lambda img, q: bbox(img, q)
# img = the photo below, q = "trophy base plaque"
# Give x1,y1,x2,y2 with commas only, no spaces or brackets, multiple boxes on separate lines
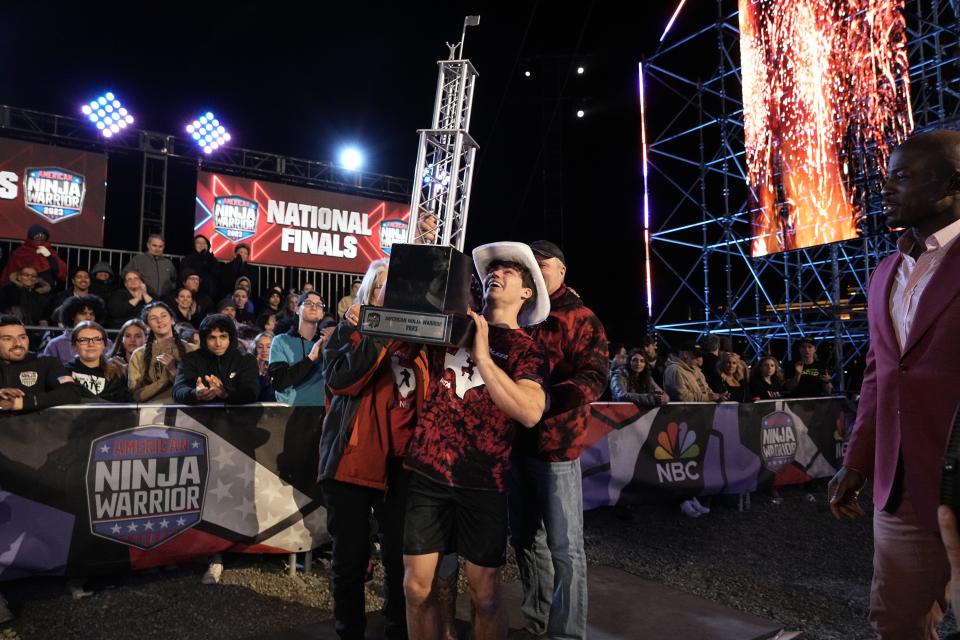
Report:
358,306,474,347
358,243,475,348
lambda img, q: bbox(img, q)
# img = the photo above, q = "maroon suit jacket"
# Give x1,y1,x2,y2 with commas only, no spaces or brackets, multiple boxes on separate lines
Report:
845,236,960,531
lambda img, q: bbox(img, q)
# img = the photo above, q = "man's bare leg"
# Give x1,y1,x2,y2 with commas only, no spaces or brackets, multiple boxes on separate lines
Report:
465,560,505,640
404,552,441,640
436,552,460,639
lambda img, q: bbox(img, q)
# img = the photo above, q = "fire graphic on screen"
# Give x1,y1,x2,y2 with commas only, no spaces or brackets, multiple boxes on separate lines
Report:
740,0,912,256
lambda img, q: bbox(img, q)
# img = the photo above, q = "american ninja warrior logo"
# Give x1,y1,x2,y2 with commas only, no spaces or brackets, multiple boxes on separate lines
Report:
379,219,408,255
86,426,209,550
213,195,259,242
759,410,798,473
23,167,87,223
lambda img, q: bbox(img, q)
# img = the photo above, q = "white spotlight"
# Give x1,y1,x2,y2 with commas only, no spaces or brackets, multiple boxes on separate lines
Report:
338,146,365,171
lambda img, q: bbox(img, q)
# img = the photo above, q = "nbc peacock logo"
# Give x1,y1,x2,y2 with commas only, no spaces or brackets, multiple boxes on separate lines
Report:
654,421,702,483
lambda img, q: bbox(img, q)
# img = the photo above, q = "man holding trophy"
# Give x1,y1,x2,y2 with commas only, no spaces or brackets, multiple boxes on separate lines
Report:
400,241,550,640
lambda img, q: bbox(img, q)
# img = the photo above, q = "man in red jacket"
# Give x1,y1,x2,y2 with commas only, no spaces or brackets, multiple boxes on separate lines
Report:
508,240,609,639
828,130,960,638
0,224,67,287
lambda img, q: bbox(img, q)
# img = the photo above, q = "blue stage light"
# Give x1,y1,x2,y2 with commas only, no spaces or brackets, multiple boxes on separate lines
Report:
82,92,134,138
338,146,364,171
186,111,231,154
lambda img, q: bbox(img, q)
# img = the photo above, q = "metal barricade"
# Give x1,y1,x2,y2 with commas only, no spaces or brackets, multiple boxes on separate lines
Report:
0,239,361,313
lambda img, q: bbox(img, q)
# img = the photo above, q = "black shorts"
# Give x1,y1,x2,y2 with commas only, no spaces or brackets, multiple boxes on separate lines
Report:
403,472,508,568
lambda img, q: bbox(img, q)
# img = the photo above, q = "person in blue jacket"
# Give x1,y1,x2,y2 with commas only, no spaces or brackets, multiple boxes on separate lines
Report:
268,291,334,406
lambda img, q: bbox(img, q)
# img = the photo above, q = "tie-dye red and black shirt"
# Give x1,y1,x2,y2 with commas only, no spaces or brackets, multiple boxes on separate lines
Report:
405,325,548,492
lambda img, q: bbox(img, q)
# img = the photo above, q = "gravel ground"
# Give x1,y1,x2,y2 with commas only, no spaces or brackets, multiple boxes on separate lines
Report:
2,485,955,639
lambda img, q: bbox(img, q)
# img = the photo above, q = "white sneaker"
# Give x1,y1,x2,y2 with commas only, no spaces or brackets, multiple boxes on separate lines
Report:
691,497,711,514
201,562,223,585
680,500,702,518
0,594,12,624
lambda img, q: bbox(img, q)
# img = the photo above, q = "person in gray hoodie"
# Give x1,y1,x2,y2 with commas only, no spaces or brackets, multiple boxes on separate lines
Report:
122,234,177,297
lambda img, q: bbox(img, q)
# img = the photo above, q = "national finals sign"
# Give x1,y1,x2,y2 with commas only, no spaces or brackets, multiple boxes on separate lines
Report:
194,171,410,273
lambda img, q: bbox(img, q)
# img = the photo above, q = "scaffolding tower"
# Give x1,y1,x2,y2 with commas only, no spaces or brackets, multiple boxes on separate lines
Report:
641,0,960,391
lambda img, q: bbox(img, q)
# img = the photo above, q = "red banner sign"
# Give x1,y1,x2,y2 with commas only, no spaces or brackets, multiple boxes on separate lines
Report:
194,171,410,273
0,137,107,247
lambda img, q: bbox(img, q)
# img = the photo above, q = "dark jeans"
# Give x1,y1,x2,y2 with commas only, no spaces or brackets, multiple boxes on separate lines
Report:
323,459,409,640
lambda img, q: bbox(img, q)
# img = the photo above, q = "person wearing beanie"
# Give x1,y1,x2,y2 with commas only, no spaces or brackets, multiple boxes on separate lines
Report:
179,234,219,299
169,268,214,319
0,224,68,286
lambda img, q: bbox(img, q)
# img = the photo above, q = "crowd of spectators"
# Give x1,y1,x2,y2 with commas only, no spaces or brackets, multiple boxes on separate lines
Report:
608,333,835,406
0,225,842,415
0,230,352,407
0,229,354,588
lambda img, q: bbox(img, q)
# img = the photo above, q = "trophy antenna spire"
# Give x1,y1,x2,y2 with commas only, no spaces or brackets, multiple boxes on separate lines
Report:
407,15,481,253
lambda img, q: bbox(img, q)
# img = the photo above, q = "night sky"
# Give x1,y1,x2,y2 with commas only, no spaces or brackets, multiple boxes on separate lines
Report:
0,1,688,344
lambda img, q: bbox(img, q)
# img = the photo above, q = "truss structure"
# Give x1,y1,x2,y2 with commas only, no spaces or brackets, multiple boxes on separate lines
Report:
642,0,960,390
0,104,411,247
405,48,479,252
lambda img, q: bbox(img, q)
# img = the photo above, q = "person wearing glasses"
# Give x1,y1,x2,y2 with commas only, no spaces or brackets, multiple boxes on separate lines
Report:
268,290,335,406
64,320,130,402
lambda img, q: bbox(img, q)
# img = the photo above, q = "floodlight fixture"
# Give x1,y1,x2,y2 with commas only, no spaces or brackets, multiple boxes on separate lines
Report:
81,91,134,138
187,111,232,154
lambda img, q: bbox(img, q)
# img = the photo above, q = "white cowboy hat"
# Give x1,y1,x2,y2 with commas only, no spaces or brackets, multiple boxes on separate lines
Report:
471,241,550,327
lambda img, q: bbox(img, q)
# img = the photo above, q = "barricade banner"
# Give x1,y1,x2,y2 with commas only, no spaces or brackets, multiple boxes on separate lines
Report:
0,398,853,579
580,398,853,509
0,404,327,580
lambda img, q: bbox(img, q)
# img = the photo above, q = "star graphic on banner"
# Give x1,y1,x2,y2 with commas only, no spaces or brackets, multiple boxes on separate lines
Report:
280,525,308,551
99,445,110,454
234,497,256,520
127,522,139,532
259,481,284,505
176,517,187,527
212,448,235,469
159,519,170,529
110,524,121,534
209,478,233,502
144,520,154,531
191,440,201,449
237,464,255,488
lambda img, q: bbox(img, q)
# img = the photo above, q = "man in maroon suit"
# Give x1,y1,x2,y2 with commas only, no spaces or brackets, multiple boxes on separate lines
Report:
829,130,960,638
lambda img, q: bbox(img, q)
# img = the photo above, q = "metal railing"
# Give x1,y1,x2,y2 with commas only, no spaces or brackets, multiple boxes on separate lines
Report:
0,240,360,312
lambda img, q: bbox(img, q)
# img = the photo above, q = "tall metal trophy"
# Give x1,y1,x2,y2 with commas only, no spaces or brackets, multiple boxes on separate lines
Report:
359,16,481,347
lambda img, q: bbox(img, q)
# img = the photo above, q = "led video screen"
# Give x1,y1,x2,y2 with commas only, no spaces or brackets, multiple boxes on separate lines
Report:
194,171,410,273
739,0,912,256
0,137,107,247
